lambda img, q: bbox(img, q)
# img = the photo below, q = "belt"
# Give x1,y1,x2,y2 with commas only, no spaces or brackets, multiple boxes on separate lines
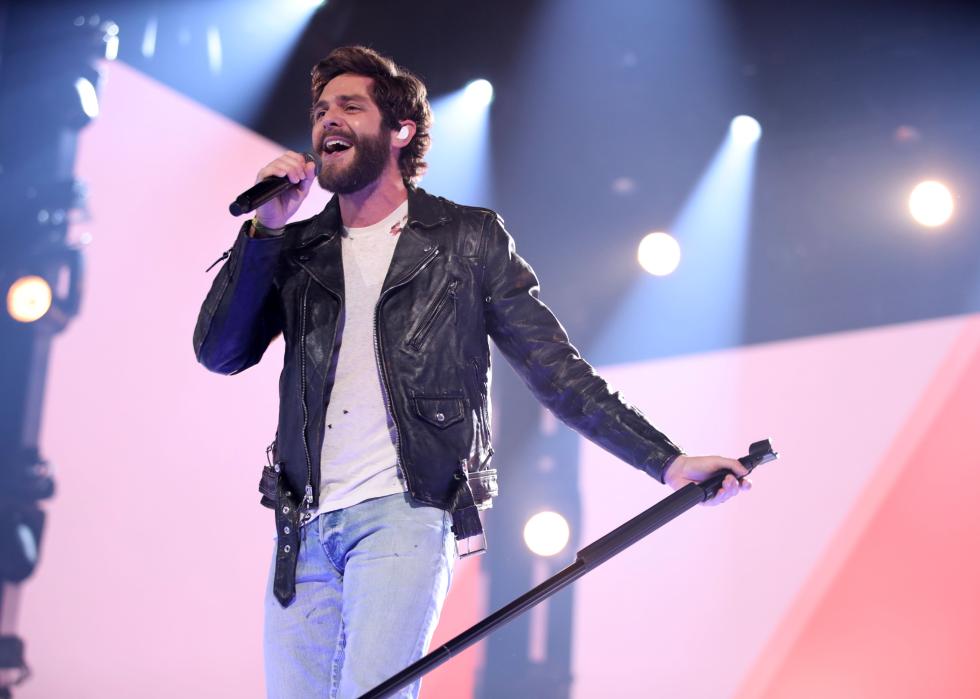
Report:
258,460,499,606
260,460,301,607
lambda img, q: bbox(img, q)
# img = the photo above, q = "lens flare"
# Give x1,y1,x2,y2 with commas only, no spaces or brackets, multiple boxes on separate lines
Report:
523,511,571,557
637,231,681,276
7,275,53,323
908,180,954,227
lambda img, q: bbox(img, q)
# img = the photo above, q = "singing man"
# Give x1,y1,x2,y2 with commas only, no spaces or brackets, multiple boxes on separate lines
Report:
194,45,749,699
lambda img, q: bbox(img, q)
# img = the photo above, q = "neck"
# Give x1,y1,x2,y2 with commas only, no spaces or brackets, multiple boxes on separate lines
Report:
338,164,408,228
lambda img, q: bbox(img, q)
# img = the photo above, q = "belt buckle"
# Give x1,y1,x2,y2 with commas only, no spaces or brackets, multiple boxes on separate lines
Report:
455,531,487,558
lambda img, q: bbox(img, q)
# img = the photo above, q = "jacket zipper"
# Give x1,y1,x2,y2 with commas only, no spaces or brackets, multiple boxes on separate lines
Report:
374,245,441,493
294,267,343,513
408,279,457,350
205,248,231,272
299,278,315,509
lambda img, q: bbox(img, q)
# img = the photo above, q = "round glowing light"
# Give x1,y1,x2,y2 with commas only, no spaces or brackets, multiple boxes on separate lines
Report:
730,115,762,145
7,276,53,323
463,79,494,108
523,511,570,557
908,180,954,227
637,231,681,276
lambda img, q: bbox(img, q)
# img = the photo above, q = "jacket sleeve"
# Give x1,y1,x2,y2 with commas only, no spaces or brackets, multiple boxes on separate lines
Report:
481,214,682,483
193,223,284,375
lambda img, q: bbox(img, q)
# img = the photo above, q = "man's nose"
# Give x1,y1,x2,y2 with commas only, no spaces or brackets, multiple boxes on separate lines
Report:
318,109,342,129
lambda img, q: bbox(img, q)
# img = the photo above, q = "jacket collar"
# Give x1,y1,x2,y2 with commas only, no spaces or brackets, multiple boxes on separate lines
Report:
297,186,452,296
406,186,452,230
311,185,451,241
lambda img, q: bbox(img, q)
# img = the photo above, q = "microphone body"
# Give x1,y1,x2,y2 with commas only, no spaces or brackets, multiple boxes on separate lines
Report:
229,152,320,216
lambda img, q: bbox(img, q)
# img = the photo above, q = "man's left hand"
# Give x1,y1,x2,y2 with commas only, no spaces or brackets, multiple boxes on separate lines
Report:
663,455,752,506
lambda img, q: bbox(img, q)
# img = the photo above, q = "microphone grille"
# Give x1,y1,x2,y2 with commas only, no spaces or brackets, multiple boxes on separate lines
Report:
304,151,322,176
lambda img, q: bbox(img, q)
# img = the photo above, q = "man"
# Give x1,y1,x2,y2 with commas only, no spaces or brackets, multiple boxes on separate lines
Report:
194,46,749,699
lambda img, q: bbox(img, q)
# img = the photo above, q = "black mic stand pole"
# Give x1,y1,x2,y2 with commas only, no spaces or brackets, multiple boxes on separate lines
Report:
358,439,779,699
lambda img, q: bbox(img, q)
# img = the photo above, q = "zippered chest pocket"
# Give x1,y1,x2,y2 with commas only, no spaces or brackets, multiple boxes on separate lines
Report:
407,279,458,350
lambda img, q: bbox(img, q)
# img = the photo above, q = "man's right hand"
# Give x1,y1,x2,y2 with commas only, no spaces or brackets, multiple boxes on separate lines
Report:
253,151,317,230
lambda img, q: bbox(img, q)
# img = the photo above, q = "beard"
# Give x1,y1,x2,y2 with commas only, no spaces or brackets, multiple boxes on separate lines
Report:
317,125,390,194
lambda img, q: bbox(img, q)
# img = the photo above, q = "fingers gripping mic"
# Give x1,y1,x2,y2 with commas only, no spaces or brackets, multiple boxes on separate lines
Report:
228,152,321,216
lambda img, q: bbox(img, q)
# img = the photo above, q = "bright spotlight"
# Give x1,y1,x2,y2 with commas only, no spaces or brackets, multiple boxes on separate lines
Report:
105,35,119,61
463,79,494,108
206,26,223,75
7,276,53,323
523,511,570,557
730,115,762,145
637,231,681,276
909,180,954,227
75,77,99,119
142,17,157,58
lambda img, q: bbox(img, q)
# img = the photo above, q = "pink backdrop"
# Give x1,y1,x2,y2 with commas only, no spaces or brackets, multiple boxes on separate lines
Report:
15,59,980,698
575,314,980,698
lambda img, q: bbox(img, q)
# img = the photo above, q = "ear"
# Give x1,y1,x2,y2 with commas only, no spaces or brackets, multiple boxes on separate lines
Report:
392,120,416,147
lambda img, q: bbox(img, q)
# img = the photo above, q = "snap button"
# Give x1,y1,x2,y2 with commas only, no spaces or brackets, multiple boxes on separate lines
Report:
298,254,311,261
282,506,290,514
283,526,291,535
435,412,445,422
284,545,291,553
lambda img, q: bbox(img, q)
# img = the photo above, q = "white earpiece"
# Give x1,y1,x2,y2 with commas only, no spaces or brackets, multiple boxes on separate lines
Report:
397,125,410,140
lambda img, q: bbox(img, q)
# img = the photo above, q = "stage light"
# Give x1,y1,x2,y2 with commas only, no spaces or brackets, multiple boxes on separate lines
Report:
637,231,681,276
7,276,53,323
105,35,119,61
207,26,222,75
909,180,954,227
104,21,119,61
464,79,494,108
730,115,762,146
142,17,157,58
427,81,493,204
523,511,570,557
75,77,99,119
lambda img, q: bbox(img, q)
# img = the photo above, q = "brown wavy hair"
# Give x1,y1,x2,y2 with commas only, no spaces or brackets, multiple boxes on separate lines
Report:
311,46,432,185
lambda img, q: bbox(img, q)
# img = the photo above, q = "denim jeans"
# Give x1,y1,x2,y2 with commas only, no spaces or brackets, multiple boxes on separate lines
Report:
263,493,456,699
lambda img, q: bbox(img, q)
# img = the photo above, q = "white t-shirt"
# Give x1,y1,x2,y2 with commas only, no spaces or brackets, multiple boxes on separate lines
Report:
313,200,409,517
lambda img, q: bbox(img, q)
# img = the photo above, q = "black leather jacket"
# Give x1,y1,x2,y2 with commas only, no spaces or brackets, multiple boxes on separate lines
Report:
194,187,681,603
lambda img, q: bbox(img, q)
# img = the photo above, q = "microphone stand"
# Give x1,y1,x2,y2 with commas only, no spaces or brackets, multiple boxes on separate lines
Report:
358,439,779,699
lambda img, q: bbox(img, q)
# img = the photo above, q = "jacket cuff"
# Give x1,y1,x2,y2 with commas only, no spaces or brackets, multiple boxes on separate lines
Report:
248,218,286,239
654,451,684,485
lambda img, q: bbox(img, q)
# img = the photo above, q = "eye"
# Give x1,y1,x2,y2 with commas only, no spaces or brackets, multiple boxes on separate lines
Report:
344,104,361,113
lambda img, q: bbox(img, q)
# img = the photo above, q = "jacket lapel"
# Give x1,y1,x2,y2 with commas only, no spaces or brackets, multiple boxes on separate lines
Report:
380,187,452,293
296,187,452,297
294,198,344,298
381,225,439,294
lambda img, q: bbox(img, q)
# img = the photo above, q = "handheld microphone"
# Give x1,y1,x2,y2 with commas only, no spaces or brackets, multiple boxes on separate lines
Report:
228,152,321,216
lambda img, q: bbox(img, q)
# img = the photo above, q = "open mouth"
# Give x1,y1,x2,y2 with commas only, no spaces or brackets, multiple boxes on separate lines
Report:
322,138,353,158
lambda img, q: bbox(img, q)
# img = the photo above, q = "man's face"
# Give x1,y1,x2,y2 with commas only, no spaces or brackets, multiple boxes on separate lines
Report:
311,73,393,194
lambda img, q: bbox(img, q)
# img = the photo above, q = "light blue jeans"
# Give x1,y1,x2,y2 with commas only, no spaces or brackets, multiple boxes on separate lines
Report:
263,493,455,699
